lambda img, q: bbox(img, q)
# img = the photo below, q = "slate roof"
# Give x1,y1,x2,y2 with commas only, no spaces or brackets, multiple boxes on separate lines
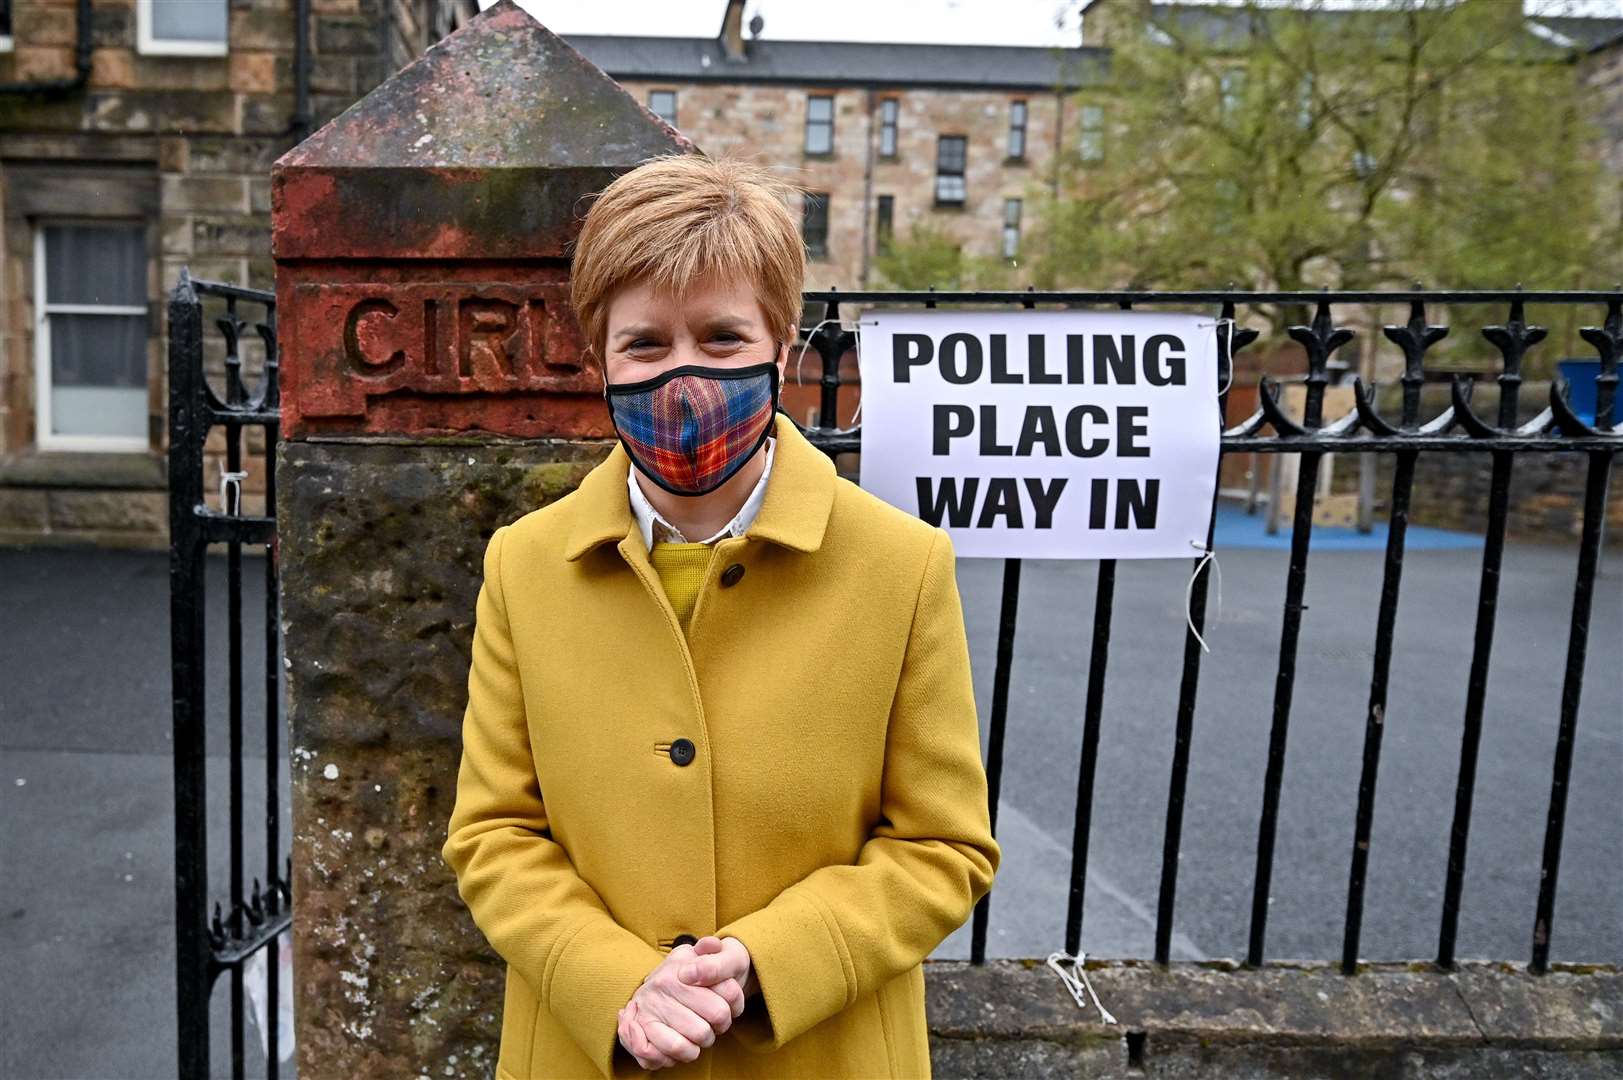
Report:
561,34,1109,92
1529,14,1623,50
1141,1,1623,58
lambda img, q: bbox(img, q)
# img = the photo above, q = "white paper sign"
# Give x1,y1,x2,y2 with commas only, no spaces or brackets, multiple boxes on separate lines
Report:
856,310,1220,560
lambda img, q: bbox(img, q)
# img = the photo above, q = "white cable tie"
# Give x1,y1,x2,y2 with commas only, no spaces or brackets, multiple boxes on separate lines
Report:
849,317,864,428
791,317,836,392
1220,317,1235,396
1184,539,1223,654
795,316,868,431
220,468,248,517
1045,950,1118,1025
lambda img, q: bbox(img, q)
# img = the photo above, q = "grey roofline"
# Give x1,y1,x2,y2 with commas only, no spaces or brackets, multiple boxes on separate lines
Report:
1588,27,1623,54
560,34,1109,92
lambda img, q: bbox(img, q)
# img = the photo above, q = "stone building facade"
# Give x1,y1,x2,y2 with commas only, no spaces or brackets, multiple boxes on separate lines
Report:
1579,29,1623,229
572,21,1108,291
0,0,476,547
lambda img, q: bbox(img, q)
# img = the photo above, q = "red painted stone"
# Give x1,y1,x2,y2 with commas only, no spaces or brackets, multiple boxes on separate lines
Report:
272,0,695,438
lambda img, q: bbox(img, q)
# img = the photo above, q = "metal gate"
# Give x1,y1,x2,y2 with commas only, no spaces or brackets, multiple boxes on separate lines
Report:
167,268,290,1080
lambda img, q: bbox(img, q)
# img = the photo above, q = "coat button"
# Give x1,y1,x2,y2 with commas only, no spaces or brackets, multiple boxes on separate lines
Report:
669,737,695,766
672,933,698,948
720,563,745,587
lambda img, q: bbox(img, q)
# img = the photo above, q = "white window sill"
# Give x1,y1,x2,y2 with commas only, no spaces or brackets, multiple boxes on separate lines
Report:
136,39,229,58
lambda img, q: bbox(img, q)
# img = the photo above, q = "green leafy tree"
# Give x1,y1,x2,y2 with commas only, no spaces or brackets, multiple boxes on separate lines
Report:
872,219,1021,290
1021,0,1619,361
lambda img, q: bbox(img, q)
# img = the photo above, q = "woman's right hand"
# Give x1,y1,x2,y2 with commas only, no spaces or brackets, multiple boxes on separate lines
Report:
617,941,746,1069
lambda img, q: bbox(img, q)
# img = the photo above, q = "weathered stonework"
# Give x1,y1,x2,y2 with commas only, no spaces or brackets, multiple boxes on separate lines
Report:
925,958,1623,1078
610,78,1085,289
1371,383,1623,545
277,437,611,1076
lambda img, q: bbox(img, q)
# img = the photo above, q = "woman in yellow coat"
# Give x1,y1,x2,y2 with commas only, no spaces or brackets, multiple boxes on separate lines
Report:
441,153,1000,1079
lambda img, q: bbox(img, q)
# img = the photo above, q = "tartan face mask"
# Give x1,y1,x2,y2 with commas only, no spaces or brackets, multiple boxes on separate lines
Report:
603,360,781,497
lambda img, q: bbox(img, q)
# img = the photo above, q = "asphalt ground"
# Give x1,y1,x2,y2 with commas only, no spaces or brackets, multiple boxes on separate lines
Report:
2,534,1618,1078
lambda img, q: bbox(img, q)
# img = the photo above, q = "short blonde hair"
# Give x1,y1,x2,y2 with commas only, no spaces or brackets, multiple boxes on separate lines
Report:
569,154,807,368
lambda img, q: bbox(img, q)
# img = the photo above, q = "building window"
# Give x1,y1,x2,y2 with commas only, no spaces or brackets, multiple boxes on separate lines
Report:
1079,103,1104,163
875,194,894,253
1220,69,1245,115
1007,100,1028,160
1213,177,1240,234
0,0,12,52
648,89,677,127
879,98,899,159
137,0,229,56
934,135,966,206
805,95,834,155
1002,198,1022,259
802,192,829,259
34,222,150,450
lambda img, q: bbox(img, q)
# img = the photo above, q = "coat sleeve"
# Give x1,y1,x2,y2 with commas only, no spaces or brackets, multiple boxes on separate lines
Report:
715,525,1001,1053
441,523,665,1080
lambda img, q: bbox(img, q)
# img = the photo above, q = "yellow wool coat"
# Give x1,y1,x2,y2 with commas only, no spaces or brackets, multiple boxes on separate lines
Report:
441,412,1001,1079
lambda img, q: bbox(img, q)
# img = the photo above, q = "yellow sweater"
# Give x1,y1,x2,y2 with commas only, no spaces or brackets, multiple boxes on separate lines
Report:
648,540,715,634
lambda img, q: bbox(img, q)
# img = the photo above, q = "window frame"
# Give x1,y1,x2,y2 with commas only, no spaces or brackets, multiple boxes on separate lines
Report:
32,219,152,453
1078,103,1105,164
137,0,229,57
879,98,899,159
801,191,830,260
648,89,678,128
804,94,835,157
934,135,967,207
1002,197,1022,259
1219,68,1246,116
875,194,894,254
1007,99,1028,161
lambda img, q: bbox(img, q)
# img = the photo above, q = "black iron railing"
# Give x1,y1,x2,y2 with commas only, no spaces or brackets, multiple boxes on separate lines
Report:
791,288,1619,976
163,279,1618,1080
168,269,288,1080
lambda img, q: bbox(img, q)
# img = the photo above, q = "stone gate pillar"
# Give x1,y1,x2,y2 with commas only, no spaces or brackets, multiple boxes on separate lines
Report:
270,3,693,1075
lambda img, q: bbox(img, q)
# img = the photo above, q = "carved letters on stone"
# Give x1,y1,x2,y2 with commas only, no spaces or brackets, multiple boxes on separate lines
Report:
293,282,599,417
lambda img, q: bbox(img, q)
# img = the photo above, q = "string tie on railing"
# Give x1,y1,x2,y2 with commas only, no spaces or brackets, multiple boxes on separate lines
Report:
1184,539,1223,654
792,315,876,430
220,468,248,517
1045,950,1118,1024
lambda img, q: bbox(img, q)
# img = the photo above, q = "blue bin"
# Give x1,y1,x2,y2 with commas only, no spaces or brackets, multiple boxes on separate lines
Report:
1556,359,1622,426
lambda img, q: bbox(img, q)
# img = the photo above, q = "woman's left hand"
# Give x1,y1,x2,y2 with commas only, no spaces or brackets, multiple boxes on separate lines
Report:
676,935,755,1000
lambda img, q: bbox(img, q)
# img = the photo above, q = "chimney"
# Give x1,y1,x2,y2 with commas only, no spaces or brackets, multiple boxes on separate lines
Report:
1080,0,1152,48
719,0,747,62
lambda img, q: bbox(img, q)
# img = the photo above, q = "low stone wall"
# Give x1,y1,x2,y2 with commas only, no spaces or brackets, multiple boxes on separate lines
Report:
1369,381,1623,546
1378,448,1623,547
925,958,1622,1078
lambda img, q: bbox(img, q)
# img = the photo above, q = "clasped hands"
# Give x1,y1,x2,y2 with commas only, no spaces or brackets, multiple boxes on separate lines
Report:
617,935,756,1070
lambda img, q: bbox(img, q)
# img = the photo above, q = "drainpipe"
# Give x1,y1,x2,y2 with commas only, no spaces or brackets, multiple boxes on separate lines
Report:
1051,87,1064,198
858,88,877,288
0,0,92,96
282,0,313,142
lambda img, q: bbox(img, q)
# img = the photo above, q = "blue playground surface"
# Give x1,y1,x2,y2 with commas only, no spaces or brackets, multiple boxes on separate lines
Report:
1210,500,1483,551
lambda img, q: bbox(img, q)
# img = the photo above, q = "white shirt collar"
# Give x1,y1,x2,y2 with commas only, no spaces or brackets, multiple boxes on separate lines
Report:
627,436,776,552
